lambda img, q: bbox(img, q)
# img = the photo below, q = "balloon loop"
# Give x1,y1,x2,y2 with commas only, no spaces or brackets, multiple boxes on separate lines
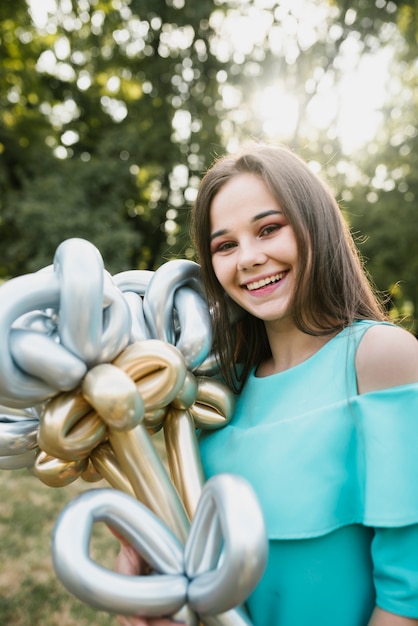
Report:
52,474,267,625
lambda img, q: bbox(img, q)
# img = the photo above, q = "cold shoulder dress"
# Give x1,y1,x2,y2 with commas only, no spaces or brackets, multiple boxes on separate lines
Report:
199,321,418,626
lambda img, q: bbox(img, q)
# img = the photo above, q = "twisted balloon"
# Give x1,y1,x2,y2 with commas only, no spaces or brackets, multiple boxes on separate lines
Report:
52,474,268,625
0,237,266,625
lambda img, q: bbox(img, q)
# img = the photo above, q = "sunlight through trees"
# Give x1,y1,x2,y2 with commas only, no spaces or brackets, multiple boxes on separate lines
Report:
1,0,417,328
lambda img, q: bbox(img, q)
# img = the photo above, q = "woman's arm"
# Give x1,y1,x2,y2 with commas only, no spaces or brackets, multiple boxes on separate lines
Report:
368,607,418,625
358,325,418,626
355,324,418,394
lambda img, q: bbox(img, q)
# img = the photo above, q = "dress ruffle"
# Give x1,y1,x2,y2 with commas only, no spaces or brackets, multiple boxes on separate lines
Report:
200,383,418,539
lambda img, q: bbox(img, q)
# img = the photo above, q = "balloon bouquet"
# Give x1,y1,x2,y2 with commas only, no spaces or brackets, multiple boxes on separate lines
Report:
0,238,267,626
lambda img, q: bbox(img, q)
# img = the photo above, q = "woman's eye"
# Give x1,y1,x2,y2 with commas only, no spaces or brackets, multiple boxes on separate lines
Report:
260,224,281,236
212,241,236,254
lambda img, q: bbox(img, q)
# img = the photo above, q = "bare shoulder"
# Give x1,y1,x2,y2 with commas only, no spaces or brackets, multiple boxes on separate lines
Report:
356,324,418,394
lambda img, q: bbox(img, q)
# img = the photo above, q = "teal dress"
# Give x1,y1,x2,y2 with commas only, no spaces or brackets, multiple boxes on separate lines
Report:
199,321,418,626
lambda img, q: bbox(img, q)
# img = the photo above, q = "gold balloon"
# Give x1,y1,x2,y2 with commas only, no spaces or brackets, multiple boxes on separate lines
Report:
33,450,88,487
191,377,235,429
38,389,107,461
171,371,199,410
80,457,103,483
109,426,189,542
113,340,187,411
82,364,145,431
164,407,205,519
143,406,169,433
34,339,234,547
142,372,197,431
160,376,235,522
81,359,190,543
90,443,135,497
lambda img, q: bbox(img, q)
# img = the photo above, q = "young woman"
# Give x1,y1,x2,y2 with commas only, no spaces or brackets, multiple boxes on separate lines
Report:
116,143,418,626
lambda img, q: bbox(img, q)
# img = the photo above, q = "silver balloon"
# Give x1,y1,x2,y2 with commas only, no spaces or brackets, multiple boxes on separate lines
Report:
0,270,61,406
143,259,204,345
119,291,152,342
54,238,105,364
202,608,253,626
10,328,87,390
52,488,187,617
0,406,40,469
116,260,220,374
52,474,267,624
113,269,154,295
194,297,244,378
96,270,131,363
185,473,267,616
0,412,39,456
12,310,57,334
142,259,216,374
0,239,132,407
0,449,38,470
173,287,213,371
113,270,156,343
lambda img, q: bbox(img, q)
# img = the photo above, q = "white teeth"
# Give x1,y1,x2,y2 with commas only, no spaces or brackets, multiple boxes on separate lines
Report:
246,272,285,291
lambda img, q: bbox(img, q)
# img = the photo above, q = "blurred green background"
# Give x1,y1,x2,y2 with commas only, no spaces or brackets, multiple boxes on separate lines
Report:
1,0,417,329
0,468,118,625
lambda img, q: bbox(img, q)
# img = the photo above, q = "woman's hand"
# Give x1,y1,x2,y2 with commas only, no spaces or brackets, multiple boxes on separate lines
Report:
114,532,184,626
368,607,418,625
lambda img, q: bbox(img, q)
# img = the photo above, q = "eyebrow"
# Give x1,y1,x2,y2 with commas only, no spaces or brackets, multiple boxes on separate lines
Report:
210,209,282,242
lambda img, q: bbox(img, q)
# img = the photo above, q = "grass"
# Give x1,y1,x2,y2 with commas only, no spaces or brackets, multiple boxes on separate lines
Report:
0,467,126,626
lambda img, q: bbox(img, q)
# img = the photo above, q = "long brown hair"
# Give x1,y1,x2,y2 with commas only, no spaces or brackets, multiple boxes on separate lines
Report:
191,143,387,391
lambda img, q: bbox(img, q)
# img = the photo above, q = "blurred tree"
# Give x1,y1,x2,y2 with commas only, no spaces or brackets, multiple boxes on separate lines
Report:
0,0,416,330
331,0,418,330
0,0,226,275
344,47,418,330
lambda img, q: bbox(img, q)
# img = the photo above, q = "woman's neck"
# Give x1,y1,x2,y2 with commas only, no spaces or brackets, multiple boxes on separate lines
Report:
258,321,337,377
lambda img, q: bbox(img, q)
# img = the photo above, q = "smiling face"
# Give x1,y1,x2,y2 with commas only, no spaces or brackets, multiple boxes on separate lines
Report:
210,173,299,327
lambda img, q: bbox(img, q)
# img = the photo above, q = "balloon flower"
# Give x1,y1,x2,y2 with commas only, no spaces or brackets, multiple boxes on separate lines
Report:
0,238,268,625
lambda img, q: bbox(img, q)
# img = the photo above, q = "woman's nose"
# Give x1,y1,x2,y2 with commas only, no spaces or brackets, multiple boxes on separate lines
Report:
237,241,267,271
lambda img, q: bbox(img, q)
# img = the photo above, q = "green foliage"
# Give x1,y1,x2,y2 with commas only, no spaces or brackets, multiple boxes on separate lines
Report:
345,116,418,332
0,0,226,276
0,0,416,326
